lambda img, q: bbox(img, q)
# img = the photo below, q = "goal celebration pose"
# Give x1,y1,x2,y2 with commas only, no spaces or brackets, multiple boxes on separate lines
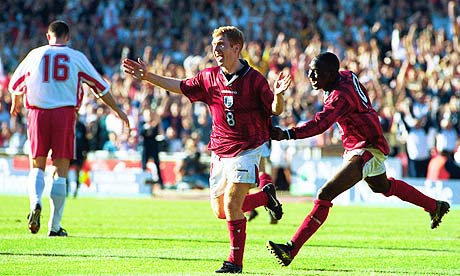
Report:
267,52,450,267
123,26,291,273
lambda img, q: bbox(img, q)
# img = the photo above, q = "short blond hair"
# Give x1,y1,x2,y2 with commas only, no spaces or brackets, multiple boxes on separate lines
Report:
212,26,245,49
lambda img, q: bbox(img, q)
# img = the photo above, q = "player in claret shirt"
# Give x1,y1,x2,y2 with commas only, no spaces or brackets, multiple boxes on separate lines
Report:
267,52,450,267
9,20,130,237
123,26,291,273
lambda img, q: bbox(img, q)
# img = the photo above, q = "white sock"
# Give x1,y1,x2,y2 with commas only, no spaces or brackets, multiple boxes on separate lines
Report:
49,177,67,232
28,168,45,210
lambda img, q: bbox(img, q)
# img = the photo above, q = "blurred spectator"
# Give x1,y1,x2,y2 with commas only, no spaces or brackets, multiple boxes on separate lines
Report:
7,123,27,152
118,131,138,152
0,121,11,147
192,106,212,147
435,117,459,156
0,101,10,124
175,137,209,190
67,115,89,198
92,106,110,150
427,149,460,180
1,0,460,182
270,117,293,191
448,1,460,51
398,112,434,178
102,131,119,154
139,108,164,189
165,126,183,153
161,101,183,138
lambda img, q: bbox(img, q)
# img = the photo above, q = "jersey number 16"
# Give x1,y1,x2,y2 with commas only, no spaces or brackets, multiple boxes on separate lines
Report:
43,54,69,82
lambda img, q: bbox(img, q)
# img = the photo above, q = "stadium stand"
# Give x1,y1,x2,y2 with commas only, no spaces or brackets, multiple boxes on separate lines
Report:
1,0,459,187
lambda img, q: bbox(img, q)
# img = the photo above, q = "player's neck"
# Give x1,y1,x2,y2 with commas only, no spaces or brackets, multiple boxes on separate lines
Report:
324,74,340,92
48,37,69,46
221,59,243,75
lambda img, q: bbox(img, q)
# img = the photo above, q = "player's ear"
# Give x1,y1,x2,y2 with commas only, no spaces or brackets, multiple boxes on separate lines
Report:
46,33,51,41
233,43,241,54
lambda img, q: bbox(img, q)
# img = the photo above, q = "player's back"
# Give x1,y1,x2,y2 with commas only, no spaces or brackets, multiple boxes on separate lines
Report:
11,45,107,109
334,71,389,154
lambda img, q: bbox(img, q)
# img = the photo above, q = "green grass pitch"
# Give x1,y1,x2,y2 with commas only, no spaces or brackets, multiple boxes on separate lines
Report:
0,194,458,275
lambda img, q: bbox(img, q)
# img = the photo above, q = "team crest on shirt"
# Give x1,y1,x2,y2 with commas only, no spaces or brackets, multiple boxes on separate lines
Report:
224,96,234,108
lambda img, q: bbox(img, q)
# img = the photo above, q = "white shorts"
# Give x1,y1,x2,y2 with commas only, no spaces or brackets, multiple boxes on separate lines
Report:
343,148,387,179
260,141,270,158
269,140,289,168
209,144,264,198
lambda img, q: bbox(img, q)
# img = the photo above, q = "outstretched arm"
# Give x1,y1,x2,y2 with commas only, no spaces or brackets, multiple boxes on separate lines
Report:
98,92,130,129
271,91,348,141
122,58,183,94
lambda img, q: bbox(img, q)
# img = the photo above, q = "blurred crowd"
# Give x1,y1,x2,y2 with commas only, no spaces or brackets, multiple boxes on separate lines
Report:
1,0,460,178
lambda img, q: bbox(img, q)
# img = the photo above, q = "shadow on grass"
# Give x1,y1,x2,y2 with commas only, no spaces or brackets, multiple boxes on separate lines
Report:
0,251,221,262
296,267,437,275
309,243,457,253
67,234,229,244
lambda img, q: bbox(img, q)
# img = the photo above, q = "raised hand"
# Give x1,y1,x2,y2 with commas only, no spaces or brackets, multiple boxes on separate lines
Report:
122,58,147,80
274,71,292,95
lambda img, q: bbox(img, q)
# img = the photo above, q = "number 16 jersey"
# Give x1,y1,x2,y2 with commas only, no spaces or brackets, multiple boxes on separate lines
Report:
9,44,109,110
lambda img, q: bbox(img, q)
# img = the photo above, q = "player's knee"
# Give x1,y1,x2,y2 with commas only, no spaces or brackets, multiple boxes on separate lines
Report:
224,200,242,215
367,183,383,193
367,179,391,194
317,186,334,201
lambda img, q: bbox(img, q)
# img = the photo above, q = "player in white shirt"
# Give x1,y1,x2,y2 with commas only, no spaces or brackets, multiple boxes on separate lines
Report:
9,20,130,236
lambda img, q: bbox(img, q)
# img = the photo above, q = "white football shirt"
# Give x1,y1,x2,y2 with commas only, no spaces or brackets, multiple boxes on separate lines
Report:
9,44,109,109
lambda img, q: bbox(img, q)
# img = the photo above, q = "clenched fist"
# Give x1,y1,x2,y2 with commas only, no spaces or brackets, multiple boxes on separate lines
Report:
270,126,289,141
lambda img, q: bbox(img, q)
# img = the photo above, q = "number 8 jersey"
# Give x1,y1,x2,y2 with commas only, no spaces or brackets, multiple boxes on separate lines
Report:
9,44,109,110
180,60,274,158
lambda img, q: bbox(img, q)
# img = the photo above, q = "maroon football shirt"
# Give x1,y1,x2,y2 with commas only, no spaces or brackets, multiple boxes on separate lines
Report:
293,70,390,155
180,62,274,158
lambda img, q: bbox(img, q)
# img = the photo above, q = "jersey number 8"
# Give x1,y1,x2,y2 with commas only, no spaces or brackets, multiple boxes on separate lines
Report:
226,112,235,127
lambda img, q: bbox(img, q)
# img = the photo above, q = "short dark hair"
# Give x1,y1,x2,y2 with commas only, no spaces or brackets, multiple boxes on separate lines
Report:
314,52,340,72
48,20,70,38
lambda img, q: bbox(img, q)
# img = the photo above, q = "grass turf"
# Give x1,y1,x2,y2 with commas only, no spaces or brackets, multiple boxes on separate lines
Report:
0,194,458,275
